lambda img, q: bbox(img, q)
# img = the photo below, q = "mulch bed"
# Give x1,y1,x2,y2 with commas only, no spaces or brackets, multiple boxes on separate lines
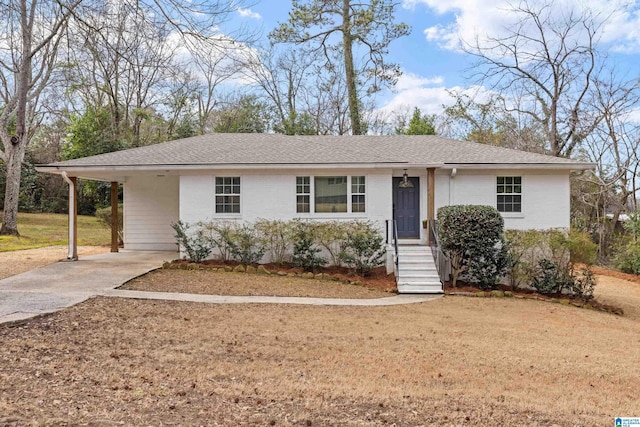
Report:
443,280,624,315
164,259,397,293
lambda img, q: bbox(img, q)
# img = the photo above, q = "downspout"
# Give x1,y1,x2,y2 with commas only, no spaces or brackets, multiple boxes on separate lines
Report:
449,168,457,205
61,171,77,260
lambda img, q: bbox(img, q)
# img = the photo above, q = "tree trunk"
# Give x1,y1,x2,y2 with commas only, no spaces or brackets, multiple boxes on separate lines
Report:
0,142,26,236
342,0,362,135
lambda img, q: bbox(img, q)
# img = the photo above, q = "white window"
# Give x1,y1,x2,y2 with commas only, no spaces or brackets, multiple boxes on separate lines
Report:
351,176,366,213
497,176,521,213
215,177,240,213
297,175,366,214
296,176,311,213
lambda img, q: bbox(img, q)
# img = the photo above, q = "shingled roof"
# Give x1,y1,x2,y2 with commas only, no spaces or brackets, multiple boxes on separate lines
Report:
38,133,593,171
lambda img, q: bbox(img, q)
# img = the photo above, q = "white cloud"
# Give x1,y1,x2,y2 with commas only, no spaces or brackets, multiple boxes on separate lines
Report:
237,7,262,20
394,72,444,90
407,0,640,54
377,70,505,121
380,71,474,115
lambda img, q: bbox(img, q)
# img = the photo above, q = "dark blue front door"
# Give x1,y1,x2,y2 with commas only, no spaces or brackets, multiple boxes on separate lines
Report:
393,177,420,238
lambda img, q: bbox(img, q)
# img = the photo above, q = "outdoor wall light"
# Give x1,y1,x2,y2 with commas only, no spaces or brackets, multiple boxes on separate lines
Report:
398,169,414,188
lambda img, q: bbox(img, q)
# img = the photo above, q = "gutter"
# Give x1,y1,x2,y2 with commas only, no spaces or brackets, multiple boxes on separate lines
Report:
35,161,594,174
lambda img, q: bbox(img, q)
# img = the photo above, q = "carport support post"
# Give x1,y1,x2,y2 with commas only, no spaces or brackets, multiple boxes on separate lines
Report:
110,182,119,253
68,176,78,260
426,167,435,245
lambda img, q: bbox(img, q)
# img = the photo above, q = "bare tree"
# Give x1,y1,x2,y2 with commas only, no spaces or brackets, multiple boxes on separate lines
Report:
241,46,326,135
577,73,640,254
0,0,77,235
464,0,604,157
270,0,410,135
0,0,256,235
186,36,241,135
441,91,547,153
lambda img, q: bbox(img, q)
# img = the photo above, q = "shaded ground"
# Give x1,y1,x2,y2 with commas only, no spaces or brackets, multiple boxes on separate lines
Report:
0,246,110,280
1,290,638,425
122,269,392,299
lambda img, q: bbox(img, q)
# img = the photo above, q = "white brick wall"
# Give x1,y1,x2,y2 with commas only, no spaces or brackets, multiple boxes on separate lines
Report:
121,167,571,251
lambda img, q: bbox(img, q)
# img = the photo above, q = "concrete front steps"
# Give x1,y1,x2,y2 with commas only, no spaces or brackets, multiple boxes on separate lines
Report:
396,244,443,294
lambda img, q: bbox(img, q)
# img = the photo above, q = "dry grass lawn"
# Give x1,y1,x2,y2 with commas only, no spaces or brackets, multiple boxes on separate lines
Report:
1,285,638,425
122,269,391,299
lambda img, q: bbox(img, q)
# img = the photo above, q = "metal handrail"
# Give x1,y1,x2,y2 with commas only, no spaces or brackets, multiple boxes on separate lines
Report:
385,219,400,281
429,220,451,283
393,220,399,273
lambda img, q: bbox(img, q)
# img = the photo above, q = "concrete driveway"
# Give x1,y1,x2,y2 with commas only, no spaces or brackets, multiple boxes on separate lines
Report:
0,251,175,324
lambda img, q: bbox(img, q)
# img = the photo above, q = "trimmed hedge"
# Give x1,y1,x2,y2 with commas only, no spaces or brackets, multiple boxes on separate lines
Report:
438,205,509,288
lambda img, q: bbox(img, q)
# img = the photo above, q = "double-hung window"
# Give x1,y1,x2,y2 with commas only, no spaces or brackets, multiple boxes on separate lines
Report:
296,175,366,213
296,176,311,213
496,176,522,213
215,177,240,213
351,176,366,213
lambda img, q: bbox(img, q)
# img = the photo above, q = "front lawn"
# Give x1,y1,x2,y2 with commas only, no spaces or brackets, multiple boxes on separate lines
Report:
1,284,638,425
0,212,110,251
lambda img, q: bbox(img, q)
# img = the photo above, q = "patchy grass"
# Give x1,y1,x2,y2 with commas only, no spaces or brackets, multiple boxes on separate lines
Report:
1,283,638,425
122,269,392,299
0,212,110,251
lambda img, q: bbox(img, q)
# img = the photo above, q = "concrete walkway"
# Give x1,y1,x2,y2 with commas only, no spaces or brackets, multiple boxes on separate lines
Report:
102,289,441,306
0,250,441,325
0,251,175,324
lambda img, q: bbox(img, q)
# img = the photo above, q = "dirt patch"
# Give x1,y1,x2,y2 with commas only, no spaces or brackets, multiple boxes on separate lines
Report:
122,269,392,299
0,246,110,280
1,296,638,425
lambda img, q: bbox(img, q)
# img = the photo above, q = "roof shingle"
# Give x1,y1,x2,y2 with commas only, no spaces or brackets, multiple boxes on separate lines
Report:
40,133,592,169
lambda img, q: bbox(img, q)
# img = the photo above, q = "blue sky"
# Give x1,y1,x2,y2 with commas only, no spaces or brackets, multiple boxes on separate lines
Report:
229,0,640,117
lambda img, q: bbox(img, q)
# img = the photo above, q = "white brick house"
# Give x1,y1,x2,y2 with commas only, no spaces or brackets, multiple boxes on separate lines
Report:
37,134,594,293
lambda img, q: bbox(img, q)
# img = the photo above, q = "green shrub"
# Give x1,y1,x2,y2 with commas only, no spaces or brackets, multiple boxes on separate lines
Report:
614,240,640,274
229,224,265,265
571,266,596,301
466,238,512,290
95,204,123,244
339,223,386,276
171,221,213,263
531,259,573,294
201,221,236,262
505,228,598,297
504,229,544,289
292,221,327,272
438,205,506,287
254,219,294,264
315,220,350,266
567,229,597,265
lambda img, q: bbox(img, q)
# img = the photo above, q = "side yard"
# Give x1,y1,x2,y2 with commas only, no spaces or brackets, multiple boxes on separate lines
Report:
0,212,109,252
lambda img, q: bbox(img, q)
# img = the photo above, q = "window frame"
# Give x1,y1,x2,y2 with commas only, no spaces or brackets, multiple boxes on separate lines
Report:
295,175,366,215
351,176,366,213
496,176,522,213
296,176,311,213
215,176,241,214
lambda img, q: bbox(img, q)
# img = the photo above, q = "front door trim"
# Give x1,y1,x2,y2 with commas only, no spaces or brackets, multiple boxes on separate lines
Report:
392,176,420,239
